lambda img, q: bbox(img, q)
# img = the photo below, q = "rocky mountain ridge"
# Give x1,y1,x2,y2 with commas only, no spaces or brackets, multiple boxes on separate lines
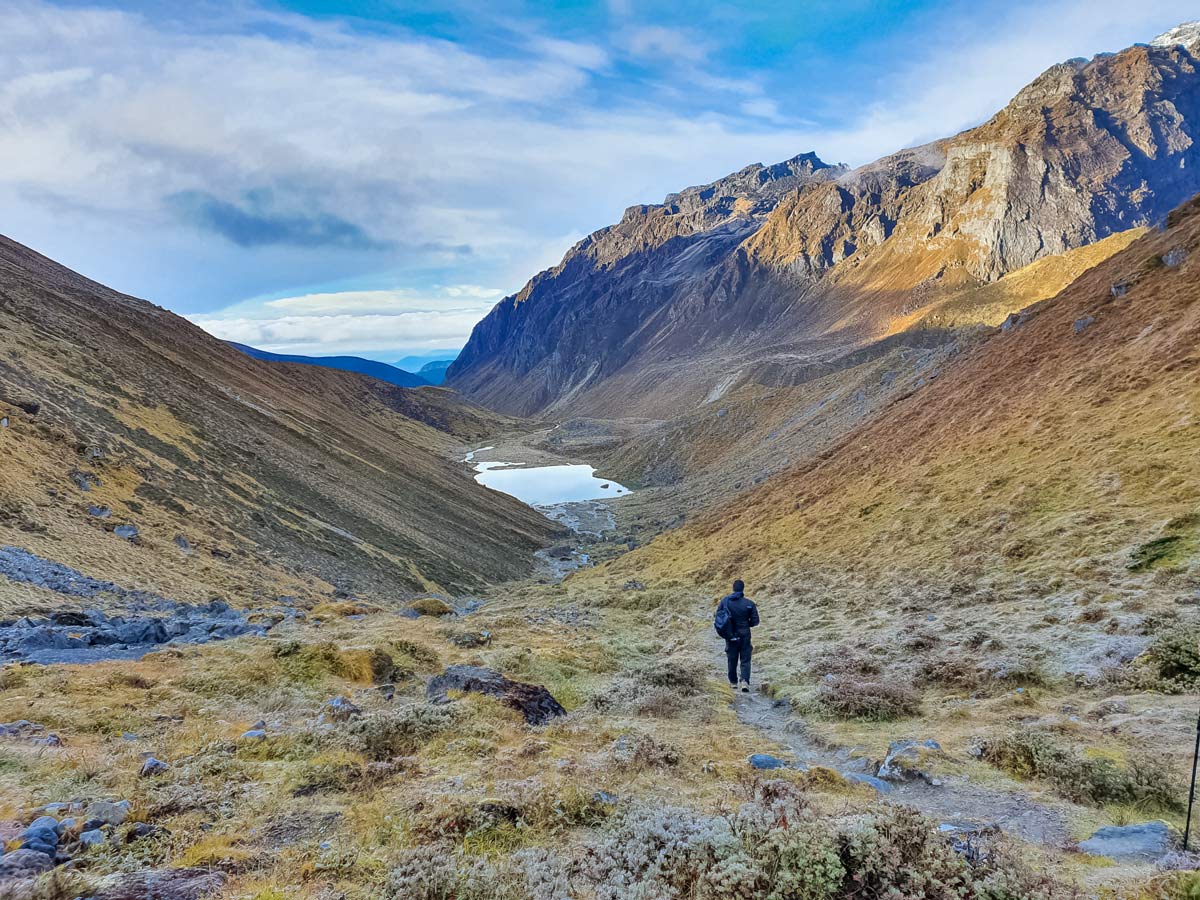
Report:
449,26,1200,420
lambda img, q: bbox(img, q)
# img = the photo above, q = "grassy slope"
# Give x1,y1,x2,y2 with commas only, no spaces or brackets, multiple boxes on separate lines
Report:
0,235,559,607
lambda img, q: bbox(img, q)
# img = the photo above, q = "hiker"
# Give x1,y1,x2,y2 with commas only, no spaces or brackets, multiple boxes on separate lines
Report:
714,579,759,692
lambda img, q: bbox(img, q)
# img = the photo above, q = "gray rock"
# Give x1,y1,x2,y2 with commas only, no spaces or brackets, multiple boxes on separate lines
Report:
87,505,112,518
323,696,362,723
79,828,106,847
240,729,267,741
1163,246,1188,267
1078,821,1173,860
86,799,131,826
748,753,790,770
26,815,60,833
140,757,170,777
845,773,893,794
0,848,55,878
877,738,943,783
1073,314,1096,335
113,524,140,540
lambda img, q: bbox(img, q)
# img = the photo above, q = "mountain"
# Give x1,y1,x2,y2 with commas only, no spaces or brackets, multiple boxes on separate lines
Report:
417,359,454,385
396,350,460,372
449,29,1200,420
599,188,1200,680
0,235,559,604
227,342,427,388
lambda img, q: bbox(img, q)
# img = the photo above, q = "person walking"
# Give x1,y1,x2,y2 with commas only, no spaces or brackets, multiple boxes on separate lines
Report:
715,579,759,692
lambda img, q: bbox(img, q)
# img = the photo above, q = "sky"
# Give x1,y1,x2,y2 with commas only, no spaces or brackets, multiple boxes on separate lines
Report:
3,1,1198,363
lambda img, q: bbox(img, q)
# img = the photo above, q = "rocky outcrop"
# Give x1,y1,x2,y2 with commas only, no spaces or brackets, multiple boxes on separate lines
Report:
449,27,1200,417
426,665,567,725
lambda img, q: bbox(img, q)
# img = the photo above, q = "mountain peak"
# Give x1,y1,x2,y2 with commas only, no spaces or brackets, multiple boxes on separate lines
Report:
1150,21,1200,50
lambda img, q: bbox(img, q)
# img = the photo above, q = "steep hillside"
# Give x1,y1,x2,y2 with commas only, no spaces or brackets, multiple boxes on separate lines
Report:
603,193,1200,634
450,28,1200,419
0,236,559,606
227,342,428,388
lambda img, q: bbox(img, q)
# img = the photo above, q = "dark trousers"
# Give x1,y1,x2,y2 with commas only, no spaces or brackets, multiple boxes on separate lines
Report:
725,637,752,684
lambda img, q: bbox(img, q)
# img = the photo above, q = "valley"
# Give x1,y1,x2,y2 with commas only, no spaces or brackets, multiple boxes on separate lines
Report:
2,20,1200,900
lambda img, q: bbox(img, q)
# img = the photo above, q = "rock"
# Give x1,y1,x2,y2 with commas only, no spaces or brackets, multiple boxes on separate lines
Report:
1000,312,1021,333
79,828,106,847
444,630,491,648
748,753,790,770
845,773,893,794
1163,246,1188,267
0,848,55,878
86,800,131,827
1078,821,1173,861
323,696,362,723
174,535,192,553
426,665,567,725
87,867,225,900
593,790,620,805
240,729,267,741
113,524,140,540
140,757,170,777
877,738,944,783
622,581,646,591
1073,314,1096,335
88,505,112,518
26,815,60,833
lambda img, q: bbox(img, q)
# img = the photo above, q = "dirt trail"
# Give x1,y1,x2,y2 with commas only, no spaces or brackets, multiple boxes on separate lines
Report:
705,627,1077,847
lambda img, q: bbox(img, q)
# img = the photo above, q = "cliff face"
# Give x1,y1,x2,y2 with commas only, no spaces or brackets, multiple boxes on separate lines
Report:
0,236,559,604
449,31,1200,418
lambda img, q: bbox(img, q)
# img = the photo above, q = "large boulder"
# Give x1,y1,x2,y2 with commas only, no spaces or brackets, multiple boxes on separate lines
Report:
0,848,55,879
1078,821,1174,861
877,739,944,783
426,665,566,725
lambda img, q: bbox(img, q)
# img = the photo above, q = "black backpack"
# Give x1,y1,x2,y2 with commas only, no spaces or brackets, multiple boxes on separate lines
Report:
713,598,738,641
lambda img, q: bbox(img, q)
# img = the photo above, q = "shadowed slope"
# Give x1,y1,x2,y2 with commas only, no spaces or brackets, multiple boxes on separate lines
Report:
0,235,559,606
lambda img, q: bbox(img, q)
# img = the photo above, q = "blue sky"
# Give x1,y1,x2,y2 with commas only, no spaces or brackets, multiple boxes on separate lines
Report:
3,0,1197,361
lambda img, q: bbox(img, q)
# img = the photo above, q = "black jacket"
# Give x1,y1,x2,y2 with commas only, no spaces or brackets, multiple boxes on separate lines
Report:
719,591,759,640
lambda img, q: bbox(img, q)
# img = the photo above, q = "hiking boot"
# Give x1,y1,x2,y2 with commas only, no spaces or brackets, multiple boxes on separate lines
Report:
739,681,750,693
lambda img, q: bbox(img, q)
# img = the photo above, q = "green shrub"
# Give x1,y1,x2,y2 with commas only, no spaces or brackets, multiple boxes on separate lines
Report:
981,730,1181,811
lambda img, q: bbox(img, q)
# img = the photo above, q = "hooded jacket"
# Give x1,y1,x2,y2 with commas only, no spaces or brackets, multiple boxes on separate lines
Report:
719,591,759,641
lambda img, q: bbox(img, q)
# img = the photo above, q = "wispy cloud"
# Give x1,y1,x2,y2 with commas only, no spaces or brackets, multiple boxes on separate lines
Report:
1,0,1196,357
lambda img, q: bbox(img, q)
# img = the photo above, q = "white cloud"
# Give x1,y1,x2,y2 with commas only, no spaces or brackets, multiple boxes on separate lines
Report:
1,0,1197,356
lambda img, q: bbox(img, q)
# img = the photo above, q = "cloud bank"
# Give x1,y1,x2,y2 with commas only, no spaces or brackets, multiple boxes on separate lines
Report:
1,0,1197,356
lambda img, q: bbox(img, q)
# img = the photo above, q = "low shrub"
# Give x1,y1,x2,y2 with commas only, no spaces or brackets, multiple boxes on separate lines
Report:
1145,626,1200,692
590,656,708,718
609,733,681,769
409,597,454,617
342,704,459,760
379,846,570,900
814,675,920,721
271,641,396,684
981,730,1181,811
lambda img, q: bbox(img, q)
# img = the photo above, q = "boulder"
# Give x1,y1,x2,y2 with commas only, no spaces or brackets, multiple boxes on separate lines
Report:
79,828,106,847
0,848,55,879
426,665,566,725
88,867,225,900
1078,821,1173,861
748,753,790,770
845,773,893,794
86,800,132,827
323,696,362,723
140,757,170,777
877,738,944,783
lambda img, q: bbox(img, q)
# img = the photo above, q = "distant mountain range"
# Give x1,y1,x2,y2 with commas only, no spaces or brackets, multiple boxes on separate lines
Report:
416,359,454,385
228,342,428,388
396,351,460,373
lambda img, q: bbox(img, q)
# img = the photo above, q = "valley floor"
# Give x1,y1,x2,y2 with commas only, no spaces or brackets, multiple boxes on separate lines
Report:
2,425,1197,899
